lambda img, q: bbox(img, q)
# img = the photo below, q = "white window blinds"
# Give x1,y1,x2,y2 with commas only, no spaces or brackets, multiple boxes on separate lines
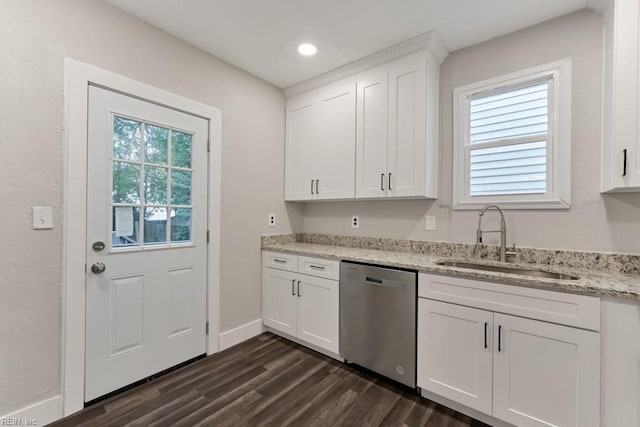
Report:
468,80,550,196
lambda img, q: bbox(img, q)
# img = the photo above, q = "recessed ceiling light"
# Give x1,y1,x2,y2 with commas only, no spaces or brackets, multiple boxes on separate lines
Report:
298,43,317,56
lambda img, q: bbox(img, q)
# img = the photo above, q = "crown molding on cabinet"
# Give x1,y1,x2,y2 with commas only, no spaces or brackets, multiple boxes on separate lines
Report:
283,31,449,98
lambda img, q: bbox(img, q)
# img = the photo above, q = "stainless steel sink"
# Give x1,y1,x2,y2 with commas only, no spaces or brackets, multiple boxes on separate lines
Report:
435,261,579,280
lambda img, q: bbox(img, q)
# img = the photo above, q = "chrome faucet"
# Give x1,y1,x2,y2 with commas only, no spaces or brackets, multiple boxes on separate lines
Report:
476,204,507,262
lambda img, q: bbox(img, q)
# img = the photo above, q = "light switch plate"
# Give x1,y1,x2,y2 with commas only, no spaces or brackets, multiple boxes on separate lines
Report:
33,207,53,229
425,215,436,231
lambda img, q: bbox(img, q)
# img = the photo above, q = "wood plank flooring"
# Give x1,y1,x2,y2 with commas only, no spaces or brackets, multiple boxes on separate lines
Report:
51,333,490,427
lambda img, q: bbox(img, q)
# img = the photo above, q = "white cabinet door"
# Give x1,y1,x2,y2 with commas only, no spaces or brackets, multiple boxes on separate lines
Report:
387,51,428,198
493,313,600,427
262,268,298,336
602,0,640,191
285,94,317,200
297,275,339,353
417,299,493,414
315,81,356,200
356,67,389,198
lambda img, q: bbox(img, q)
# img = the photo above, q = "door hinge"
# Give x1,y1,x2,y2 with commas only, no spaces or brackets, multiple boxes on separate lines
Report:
207,138,211,153
206,321,209,335
84,263,87,274
207,230,210,243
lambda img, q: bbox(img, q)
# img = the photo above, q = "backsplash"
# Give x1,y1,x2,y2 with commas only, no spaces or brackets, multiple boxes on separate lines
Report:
261,233,640,275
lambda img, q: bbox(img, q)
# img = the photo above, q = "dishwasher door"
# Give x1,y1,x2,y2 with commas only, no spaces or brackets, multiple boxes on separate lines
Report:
339,261,417,388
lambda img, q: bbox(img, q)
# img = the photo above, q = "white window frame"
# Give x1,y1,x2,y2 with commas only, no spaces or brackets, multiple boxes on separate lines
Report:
452,58,571,210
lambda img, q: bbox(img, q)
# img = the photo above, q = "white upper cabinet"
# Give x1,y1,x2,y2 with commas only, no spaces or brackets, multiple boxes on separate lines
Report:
356,66,389,198
285,93,317,200
356,51,437,199
285,81,356,201
601,0,640,191
284,32,447,201
315,82,357,200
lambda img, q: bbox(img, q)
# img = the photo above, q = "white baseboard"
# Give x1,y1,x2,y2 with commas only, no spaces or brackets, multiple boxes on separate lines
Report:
1,395,63,426
218,319,264,351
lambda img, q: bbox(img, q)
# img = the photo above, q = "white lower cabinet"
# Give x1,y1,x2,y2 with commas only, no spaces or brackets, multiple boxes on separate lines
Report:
418,299,493,414
492,313,599,427
262,252,339,355
418,274,600,427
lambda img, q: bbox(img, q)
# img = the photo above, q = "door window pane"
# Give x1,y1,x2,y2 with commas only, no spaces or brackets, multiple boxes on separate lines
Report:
113,117,141,161
111,115,197,250
171,208,191,242
143,207,168,244
172,131,192,168
144,167,168,205
171,170,192,205
145,125,169,165
112,162,141,204
112,206,140,248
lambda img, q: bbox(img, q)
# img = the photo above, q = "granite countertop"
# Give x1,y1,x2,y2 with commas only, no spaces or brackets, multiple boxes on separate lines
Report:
262,241,640,301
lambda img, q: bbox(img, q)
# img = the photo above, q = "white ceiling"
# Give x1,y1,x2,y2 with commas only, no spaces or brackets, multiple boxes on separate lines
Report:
106,0,593,89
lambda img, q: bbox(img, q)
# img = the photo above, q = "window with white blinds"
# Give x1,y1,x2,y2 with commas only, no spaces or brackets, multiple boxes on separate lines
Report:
453,60,571,209
469,80,550,196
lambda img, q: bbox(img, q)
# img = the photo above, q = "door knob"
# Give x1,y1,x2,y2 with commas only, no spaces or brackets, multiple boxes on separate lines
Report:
91,262,106,274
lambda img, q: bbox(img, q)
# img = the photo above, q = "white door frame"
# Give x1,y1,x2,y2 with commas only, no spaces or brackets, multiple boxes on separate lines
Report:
62,58,222,416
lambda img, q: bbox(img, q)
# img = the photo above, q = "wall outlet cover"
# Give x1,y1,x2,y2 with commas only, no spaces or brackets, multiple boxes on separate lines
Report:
33,206,53,229
268,213,276,227
425,215,436,231
351,215,360,229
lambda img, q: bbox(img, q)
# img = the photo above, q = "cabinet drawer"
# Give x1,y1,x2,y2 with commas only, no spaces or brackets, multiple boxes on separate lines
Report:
298,256,340,280
262,251,298,272
419,273,600,331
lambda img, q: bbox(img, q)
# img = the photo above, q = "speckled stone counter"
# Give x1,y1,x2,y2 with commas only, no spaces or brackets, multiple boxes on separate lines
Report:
261,234,640,301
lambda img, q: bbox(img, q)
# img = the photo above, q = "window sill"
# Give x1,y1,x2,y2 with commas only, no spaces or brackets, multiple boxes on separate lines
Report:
452,197,570,210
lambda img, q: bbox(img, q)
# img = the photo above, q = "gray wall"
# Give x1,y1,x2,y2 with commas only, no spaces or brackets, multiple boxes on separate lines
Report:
302,10,640,255
0,0,298,414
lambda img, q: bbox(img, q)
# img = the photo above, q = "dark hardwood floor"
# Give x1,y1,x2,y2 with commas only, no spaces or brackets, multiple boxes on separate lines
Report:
51,333,489,426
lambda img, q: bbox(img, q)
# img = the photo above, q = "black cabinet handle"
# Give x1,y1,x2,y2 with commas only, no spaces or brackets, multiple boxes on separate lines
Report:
484,322,488,349
297,280,301,297
311,180,314,194
388,172,392,191
291,279,295,296
309,265,325,270
381,173,385,191
315,179,319,194
498,325,502,352
623,149,628,177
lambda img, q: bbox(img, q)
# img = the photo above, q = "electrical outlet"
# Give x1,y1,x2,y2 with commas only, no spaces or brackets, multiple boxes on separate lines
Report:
425,215,436,231
351,215,360,229
268,213,276,227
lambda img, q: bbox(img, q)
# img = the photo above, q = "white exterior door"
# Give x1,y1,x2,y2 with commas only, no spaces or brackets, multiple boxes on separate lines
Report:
85,86,208,401
297,275,339,353
417,299,493,414
493,313,600,427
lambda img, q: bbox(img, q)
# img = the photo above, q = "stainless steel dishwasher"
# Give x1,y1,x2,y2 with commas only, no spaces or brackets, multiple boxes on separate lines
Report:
339,261,417,388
